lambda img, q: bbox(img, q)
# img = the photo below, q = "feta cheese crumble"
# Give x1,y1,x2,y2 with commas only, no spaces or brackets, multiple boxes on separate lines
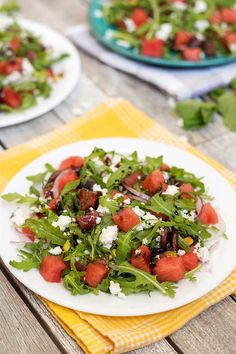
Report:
180,210,195,222
142,238,148,245
102,174,110,184
173,1,187,11
132,206,145,218
97,205,110,214
116,40,131,48
100,225,118,249
49,246,62,255
195,246,209,263
123,198,131,205
52,215,72,231
22,58,34,74
92,184,108,195
113,193,124,200
123,18,136,33
177,249,186,256
194,20,209,32
193,0,208,13
11,206,30,226
109,281,126,298
96,217,102,225
162,185,179,195
92,157,103,166
156,23,172,41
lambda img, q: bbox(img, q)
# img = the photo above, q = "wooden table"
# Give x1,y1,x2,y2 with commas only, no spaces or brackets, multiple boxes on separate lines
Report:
1,1,236,353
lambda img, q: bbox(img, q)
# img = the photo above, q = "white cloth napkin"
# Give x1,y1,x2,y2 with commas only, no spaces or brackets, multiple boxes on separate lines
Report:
67,24,236,100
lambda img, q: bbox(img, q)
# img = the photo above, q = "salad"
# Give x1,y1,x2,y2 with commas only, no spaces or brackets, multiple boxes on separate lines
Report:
0,21,68,112
102,0,236,62
2,148,224,298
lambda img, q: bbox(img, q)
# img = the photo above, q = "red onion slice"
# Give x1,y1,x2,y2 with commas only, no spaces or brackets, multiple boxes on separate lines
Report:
123,184,150,201
196,196,204,216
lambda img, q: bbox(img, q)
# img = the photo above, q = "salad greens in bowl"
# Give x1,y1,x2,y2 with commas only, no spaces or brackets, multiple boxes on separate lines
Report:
89,0,236,67
1,145,226,299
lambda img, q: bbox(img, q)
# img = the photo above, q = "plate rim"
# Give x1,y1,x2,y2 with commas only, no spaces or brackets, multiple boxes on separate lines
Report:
0,16,81,128
0,137,236,316
88,0,236,68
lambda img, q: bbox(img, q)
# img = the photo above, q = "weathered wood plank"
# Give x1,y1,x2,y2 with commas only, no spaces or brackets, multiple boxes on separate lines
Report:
170,296,236,354
0,263,83,354
0,270,60,354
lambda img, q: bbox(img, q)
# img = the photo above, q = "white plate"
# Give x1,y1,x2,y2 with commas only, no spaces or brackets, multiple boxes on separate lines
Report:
0,138,235,316
0,16,80,127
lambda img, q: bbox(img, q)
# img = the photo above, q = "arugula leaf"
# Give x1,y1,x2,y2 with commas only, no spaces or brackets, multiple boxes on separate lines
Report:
99,195,120,213
9,241,46,272
147,194,174,216
25,219,68,246
107,161,139,189
178,236,190,252
29,185,40,197
1,192,38,206
116,230,135,263
217,92,236,131
142,155,163,174
175,198,196,210
175,100,216,130
63,271,91,295
61,178,80,196
111,262,176,297
170,166,205,192
10,258,40,271
26,163,55,184
185,264,202,282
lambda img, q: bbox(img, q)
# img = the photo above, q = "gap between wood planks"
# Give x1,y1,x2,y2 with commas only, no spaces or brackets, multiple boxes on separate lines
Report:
0,262,68,354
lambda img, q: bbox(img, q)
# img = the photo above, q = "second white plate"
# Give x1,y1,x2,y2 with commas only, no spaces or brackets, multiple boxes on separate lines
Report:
0,16,81,127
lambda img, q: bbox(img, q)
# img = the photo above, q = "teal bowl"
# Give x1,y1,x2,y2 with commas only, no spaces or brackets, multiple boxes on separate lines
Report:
89,0,236,68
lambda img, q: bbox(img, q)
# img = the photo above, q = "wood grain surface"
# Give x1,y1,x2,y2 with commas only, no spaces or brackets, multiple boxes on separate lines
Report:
0,0,235,353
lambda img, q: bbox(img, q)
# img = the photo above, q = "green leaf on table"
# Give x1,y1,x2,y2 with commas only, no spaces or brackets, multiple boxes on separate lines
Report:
175,100,216,130
217,92,236,131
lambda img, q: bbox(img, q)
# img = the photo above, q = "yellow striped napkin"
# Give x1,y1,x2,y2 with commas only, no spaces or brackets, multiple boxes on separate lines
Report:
0,99,235,354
